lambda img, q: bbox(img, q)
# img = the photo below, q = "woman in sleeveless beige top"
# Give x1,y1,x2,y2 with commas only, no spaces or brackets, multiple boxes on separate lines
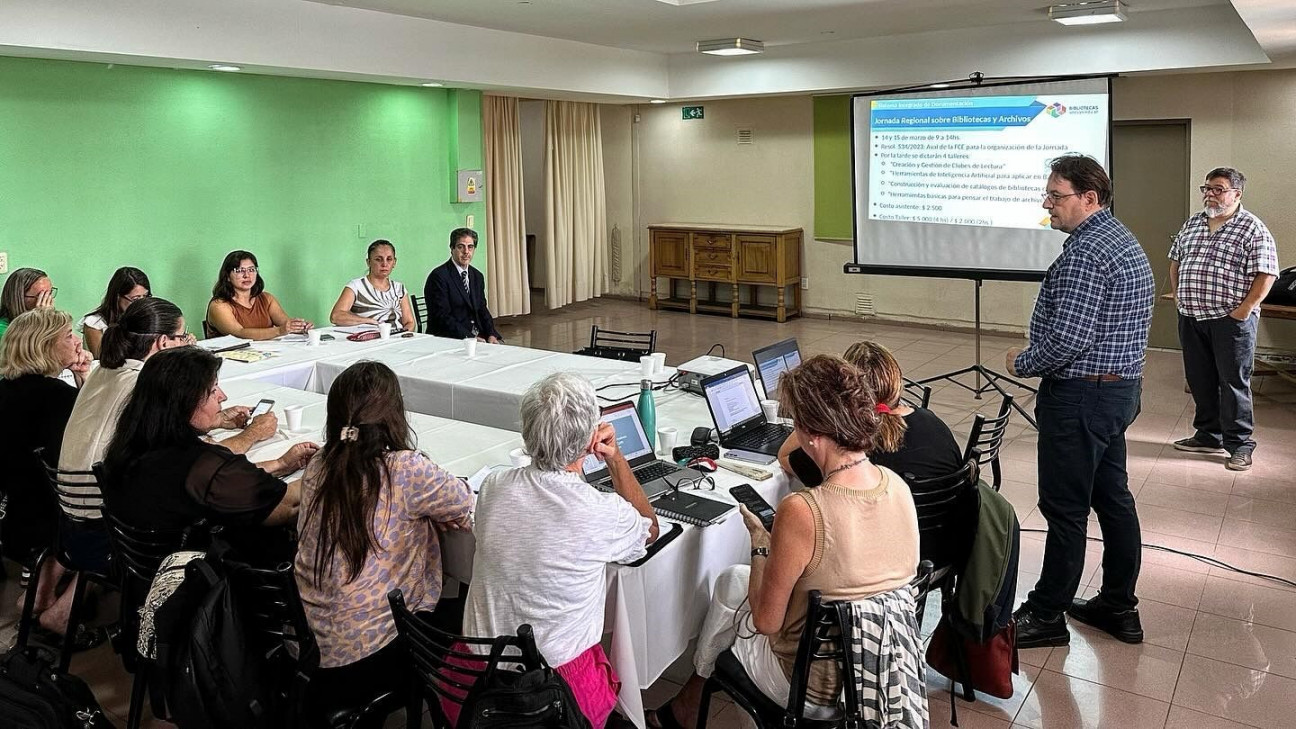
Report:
650,355,920,729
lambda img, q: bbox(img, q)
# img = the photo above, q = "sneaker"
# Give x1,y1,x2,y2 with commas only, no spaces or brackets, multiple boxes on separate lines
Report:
1227,447,1254,472
1013,605,1070,649
1067,594,1144,644
1173,436,1225,454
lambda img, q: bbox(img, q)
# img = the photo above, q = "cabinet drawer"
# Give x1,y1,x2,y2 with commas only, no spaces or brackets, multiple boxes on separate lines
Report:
694,248,733,266
694,264,733,281
693,233,732,249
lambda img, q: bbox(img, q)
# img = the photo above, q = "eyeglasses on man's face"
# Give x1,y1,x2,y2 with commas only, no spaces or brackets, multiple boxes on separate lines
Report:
1199,185,1238,197
1041,191,1083,204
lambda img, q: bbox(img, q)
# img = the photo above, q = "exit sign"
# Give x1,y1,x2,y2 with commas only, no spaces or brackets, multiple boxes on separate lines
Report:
683,106,704,120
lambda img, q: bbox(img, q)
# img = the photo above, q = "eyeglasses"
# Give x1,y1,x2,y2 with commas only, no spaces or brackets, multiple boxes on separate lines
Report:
667,474,716,492
1199,185,1237,196
453,243,477,252
23,287,57,300
167,332,196,344
1042,191,1083,204
123,292,151,302
233,266,258,275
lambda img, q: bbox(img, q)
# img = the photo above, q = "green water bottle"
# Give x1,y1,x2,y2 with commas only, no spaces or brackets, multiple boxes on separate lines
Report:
637,379,657,451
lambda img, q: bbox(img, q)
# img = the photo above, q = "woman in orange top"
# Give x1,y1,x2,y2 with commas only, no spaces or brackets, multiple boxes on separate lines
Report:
206,250,312,341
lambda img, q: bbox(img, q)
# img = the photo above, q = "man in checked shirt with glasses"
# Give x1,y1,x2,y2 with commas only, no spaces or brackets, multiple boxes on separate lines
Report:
1169,168,1278,472
1004,154,1155,649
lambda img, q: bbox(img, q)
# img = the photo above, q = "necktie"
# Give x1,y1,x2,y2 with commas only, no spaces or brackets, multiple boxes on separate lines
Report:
461,270,470,296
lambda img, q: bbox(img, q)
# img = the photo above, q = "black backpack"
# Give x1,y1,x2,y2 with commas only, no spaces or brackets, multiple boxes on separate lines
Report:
152,552,276,729
1265,266,1296,306
458,637,590,729
0,644,112,729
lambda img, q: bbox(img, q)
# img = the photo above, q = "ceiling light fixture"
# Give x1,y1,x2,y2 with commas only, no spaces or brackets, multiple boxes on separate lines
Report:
207,64,242,72
649,99,667,104
929,83,951,89
1048,0,1127,26
420,81,444,87
696,38,764,56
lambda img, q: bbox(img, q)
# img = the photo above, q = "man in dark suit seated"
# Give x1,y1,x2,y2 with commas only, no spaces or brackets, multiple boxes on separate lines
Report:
423,228,503,342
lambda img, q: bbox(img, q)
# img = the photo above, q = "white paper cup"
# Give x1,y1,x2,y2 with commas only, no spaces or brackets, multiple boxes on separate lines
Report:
651,352,666,374
464,338,478,357
509,447,531,467
283,405,304,432
640,355,654,378
307,330,322,347
761,399,781,423
378,322,392,339
657,426,678,457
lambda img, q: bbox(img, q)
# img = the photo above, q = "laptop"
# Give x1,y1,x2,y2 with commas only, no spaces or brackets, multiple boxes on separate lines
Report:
700,365,793,456
580,401,703,499
752,338,802,400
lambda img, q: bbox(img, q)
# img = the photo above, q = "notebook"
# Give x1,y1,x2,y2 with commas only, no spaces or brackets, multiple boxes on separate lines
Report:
650,489,735,527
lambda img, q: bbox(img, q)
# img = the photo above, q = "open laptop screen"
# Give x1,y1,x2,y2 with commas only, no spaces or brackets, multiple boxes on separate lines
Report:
702,366,764,435
752,338,802,399
581,402,652,477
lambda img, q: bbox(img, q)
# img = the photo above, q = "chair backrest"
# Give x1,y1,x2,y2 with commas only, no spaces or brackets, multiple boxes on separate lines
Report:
387,589,542,727
962,394,1013,490
781,590,839,720
901,376,933,409
576,325,657,362
34,447,104,524
906,455,980,573
411,294,428,334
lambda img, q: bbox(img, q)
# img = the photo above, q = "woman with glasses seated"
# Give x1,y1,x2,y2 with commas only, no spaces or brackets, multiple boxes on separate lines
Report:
0,267,56,341
80,266,151,358
0,308,98,650
652,355,921,729
100,347,318,561
295,362,473,722
465,372,659,727
328,239,417,333
205,250,312,341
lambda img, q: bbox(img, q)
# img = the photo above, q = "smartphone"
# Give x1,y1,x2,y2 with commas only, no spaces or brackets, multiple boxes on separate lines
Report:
725,448,777,466
250,399,275,418
730,484,776,532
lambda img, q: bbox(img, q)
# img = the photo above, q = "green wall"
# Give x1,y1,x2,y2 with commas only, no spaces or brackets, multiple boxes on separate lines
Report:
0,56,485,333
813,94,853,241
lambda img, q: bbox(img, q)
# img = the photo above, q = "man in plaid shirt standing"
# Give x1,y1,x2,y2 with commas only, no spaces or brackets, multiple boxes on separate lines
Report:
1004,154,1155,649
1170,168,1278,472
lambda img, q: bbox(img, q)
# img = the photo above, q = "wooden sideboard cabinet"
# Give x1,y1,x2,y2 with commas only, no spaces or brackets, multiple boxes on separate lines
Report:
648,224,803,322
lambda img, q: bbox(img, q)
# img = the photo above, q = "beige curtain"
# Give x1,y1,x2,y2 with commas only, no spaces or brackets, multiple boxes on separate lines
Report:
543,100,607,309
482,95,531,317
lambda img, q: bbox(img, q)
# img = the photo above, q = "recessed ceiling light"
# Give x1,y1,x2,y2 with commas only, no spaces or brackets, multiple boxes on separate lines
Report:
696,38,765,56
1049,0,1126,25
649,99,668,104
929,83,951,89
207,64,242,72
421,81,444,87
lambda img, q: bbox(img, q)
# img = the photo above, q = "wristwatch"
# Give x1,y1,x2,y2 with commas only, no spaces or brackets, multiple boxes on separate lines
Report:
751,547,770,558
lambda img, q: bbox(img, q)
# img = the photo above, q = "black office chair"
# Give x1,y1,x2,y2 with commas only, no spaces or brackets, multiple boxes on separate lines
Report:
963,394,1013,491
388,588,546,729
697,564,934,729
21,448,115,673
411,294,428,334
574,325,657,363
901,376,933,409
905,454,981,625
201,319,217,339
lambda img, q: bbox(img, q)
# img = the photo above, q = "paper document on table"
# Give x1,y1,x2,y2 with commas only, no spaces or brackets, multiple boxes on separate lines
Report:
465,464,509,494
217,349,276,363
197,335,253,353
274,333,309,342
331,324,378,334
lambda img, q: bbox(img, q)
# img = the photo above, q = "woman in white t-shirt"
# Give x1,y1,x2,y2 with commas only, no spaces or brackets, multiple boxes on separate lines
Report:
80,266,151,358
328,239,416,332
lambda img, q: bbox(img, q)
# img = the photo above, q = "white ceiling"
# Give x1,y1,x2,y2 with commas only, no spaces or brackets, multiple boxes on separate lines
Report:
309,0,1227,55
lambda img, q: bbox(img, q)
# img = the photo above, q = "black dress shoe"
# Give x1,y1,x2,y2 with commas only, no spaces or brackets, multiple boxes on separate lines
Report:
1067,594,1144,644
1013,605,1070,649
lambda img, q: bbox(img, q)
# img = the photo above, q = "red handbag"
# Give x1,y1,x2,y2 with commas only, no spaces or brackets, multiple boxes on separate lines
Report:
925,616,1019,699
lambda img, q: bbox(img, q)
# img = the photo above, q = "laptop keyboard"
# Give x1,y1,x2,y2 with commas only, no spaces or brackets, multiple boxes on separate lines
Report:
633,461,679,482
731,423,790,450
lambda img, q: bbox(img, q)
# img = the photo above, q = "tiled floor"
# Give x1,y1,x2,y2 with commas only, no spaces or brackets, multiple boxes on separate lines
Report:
3,296,1293,728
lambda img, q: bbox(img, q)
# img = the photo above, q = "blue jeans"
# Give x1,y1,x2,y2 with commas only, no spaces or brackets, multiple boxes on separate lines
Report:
1026,377,1143,619
1179,312,1258,453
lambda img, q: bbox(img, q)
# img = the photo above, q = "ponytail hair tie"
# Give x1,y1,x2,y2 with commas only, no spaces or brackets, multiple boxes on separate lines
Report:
339,426,360,442
875,403,892,414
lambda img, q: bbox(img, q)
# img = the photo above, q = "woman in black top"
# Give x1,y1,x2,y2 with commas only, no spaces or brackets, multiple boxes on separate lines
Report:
101,347,318,561
0,308,95,644
778,341,966,564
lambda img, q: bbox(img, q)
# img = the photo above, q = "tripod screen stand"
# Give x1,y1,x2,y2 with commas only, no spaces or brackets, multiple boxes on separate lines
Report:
915,279,1038,428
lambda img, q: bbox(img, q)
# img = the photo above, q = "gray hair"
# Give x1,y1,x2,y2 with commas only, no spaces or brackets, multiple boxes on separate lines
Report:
0,267,48,322
1205,167,1246,192
520,372,600,471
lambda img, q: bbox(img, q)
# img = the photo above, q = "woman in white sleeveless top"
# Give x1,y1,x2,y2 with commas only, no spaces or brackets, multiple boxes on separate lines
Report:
328,239,416,332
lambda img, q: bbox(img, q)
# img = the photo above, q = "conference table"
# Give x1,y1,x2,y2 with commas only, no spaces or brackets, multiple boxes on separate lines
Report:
211,332,791,727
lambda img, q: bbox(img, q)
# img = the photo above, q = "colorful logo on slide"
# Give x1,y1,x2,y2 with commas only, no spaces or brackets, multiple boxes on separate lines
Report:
1045,102,1067,118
